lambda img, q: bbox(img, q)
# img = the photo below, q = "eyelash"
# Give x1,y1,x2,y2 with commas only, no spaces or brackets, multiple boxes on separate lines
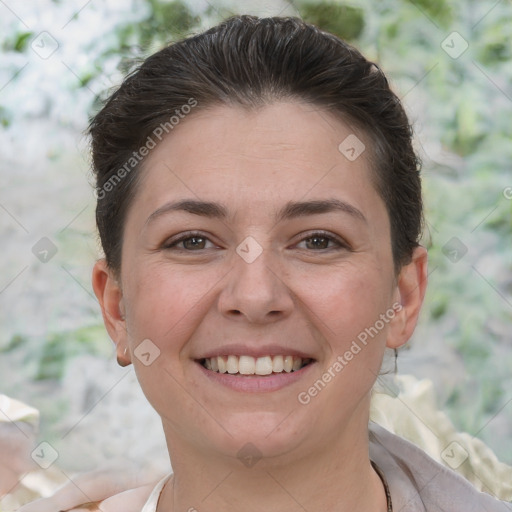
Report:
163,230,349,253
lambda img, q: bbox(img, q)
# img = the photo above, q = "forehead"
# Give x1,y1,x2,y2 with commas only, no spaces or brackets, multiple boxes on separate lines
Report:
133,101,381,216
153,101,368,165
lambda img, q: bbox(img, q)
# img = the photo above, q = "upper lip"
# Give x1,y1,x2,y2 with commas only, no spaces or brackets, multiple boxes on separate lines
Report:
195,344,316,360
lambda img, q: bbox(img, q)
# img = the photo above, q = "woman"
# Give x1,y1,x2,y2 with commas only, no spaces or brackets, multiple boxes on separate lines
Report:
21,14,512,512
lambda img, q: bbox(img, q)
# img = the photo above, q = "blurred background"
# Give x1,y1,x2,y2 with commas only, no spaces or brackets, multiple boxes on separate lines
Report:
1,0,511,475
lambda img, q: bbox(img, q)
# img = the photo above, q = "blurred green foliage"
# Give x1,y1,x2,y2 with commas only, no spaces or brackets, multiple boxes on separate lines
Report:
298,1,364,40
116,0,201,54
404,0,453,28
2,326,111,381
2,30,33,52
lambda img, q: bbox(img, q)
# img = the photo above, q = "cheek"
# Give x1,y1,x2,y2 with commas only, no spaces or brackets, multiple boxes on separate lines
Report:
299,268,392,408
303,263,392,344
302,263,393,397
122,261,221,348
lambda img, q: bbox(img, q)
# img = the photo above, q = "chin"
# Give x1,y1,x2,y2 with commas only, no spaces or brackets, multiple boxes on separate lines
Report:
201,409,317,463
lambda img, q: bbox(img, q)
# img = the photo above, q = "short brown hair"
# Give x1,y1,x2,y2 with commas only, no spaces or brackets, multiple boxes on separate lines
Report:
89,14,423,275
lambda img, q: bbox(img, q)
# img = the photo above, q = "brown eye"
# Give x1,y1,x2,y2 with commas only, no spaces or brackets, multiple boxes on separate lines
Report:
296,232,348,252
180,236,207,250
164,232,215,251
304,235,331,250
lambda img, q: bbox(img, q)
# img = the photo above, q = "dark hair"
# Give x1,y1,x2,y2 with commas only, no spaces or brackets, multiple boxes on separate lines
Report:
89,14,423,276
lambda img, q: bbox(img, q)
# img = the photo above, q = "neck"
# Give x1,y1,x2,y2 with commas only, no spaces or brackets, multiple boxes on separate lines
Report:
157,402,387,512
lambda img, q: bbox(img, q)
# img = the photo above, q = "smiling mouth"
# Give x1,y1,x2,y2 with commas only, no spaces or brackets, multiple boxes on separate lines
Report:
199,355,314,375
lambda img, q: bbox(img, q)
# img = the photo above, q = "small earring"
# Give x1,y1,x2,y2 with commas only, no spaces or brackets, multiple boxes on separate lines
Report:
117,346,130,367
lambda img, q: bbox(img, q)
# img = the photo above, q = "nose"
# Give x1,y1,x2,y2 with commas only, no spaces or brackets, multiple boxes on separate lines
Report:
217,242,295,324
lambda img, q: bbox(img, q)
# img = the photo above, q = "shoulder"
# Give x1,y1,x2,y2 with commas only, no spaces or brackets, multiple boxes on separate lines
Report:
369,422,512,512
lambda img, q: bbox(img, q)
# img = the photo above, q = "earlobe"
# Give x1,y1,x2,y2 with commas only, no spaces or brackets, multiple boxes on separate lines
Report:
91,259,132,367
386,246,428,349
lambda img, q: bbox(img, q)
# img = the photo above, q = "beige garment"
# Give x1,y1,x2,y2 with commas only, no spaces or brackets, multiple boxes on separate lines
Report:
0,395,39,426
0,395,67,512
141,476,170,512
0,470,67,512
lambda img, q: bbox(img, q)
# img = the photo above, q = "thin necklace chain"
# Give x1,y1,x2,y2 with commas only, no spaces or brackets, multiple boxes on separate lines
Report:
371,460,393,512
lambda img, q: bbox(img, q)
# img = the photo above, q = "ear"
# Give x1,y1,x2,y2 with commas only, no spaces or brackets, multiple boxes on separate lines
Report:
386,246,428,349
92,259,131,367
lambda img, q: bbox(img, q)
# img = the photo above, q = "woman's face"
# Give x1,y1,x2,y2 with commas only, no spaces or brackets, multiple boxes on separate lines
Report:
94,101,426,462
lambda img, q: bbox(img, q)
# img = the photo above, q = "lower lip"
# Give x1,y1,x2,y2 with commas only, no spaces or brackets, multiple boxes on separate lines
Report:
196,361,316,392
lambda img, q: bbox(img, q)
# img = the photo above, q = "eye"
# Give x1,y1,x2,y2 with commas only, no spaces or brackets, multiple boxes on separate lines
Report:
295,231,349,251
163,232,217,251
162,231,349,253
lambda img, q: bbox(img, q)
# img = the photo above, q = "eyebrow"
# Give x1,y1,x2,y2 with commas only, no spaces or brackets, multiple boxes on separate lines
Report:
145,198,367,226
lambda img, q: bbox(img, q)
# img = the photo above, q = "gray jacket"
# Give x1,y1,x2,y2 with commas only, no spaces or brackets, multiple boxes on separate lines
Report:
369,421,512,511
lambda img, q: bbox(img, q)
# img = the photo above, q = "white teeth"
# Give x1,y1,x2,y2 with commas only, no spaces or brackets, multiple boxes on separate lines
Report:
202,355,311,375
218,356,227,373
239,355,255,375
226,355,238,374
255,356,273,375
272,355,284,373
